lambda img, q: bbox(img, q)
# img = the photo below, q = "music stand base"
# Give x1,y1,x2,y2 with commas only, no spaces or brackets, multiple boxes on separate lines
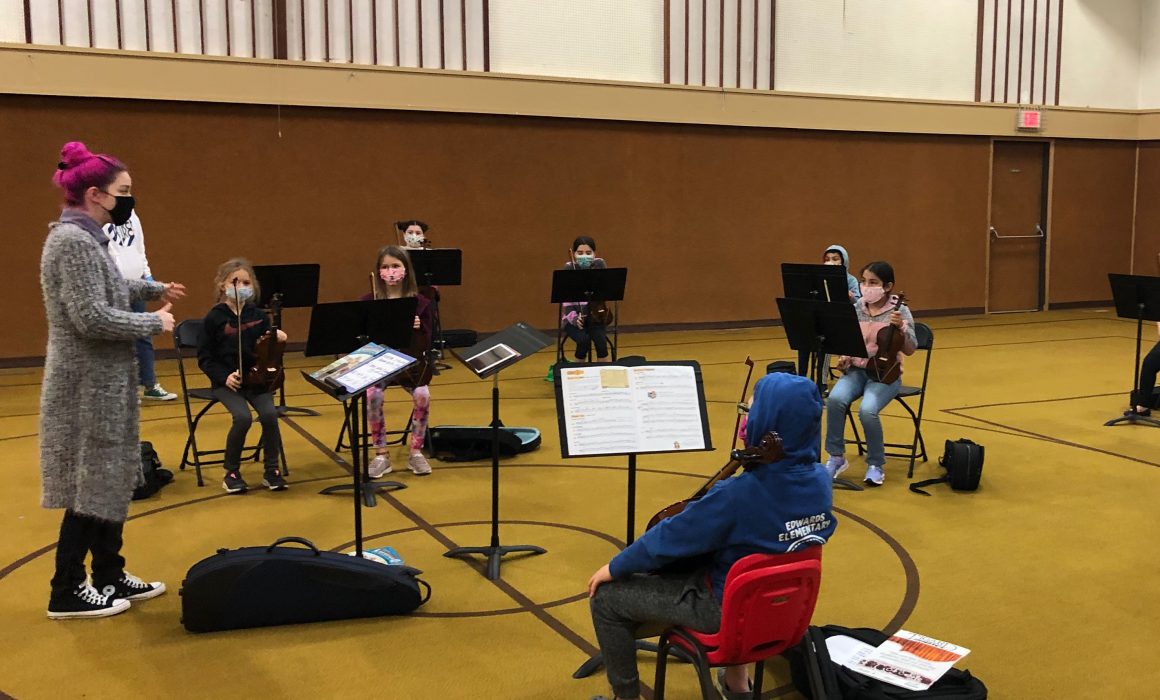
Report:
277,405,321,417
443,545,546,581
833,477,865,491
320,480,406,508
1104,412,1160,428
572,641,692,679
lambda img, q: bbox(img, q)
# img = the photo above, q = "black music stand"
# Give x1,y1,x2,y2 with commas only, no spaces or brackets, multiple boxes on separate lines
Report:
777,297,867,492
253,264,322,417
1105,274,1160,427
556,358,712,680
551,267,628,361
783,263,854,376
305,298,418,506
408,248,462,372
443,322,553,581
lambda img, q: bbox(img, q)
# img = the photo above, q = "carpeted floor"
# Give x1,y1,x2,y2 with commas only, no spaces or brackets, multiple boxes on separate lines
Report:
0,308,1157,700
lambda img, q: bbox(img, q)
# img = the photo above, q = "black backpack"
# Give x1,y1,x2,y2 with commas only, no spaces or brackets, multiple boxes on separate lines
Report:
133,441,174,500
788,625,987,700
910,439,984,496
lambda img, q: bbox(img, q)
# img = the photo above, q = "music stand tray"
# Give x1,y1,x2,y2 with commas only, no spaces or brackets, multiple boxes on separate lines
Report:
253,263,322,417
782,263,852,304
1105,274,1160,428
550,267,628,304
777,297,868,491
444,322,553,581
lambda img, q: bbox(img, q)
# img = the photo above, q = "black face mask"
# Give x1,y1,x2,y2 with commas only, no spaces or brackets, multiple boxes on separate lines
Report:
102,192,135,226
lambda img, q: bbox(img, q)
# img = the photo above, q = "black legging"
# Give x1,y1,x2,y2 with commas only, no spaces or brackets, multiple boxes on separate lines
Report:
564,322,609,360
51,510,125,599
1137,340,1160,407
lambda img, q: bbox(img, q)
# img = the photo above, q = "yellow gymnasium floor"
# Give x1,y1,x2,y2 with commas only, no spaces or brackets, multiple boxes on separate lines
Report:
0,309,1157,700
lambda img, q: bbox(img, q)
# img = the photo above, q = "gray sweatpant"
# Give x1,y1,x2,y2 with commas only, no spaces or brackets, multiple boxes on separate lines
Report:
589,571,722,699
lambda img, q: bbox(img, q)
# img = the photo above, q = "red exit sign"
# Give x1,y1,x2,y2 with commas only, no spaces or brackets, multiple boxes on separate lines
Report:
1016,109,1043,131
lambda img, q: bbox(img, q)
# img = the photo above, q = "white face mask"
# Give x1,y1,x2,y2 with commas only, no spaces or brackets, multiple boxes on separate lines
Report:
404,232,426,247
823,260,843,266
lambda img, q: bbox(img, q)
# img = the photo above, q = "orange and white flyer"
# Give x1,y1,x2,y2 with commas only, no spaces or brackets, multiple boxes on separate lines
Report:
848,630,971,691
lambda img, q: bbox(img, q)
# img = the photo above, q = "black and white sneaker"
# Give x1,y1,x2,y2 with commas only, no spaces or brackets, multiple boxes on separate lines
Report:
223,471,248,494
94,572,167,602
47,583,131,619
262,469,288,491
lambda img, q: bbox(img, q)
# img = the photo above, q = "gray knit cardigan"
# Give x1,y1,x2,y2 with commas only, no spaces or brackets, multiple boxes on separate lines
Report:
39,211,164,523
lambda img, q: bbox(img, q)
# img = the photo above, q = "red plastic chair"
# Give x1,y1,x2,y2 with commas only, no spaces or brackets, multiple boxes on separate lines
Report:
654,548,823,700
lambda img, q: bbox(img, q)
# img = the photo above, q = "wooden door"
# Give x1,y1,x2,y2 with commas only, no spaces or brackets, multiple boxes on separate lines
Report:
988,141,1048,312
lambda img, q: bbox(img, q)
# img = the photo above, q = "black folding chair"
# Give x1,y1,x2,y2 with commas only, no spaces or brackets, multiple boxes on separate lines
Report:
555,302,619,364
173,319,286,487
844,322,934,478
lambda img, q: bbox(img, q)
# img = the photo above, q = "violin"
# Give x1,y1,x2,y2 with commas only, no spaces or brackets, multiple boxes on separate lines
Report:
568,248,615,327
865,292,908,385
645,357,785,530
370,273,433,389
645,431,785,530
242,292,286,393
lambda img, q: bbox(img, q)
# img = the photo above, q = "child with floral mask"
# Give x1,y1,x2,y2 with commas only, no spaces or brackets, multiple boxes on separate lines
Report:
546,237,611,382
823,261,917,487
802,245,863,380
397,220,429,249
197,257,289,494
363,245,436,477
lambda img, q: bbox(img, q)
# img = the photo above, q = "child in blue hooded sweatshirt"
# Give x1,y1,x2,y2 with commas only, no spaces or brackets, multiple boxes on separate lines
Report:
586,372,836,700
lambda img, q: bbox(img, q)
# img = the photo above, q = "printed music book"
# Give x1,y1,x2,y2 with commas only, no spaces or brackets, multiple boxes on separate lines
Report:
554,360,712,458
827,630,971,691
309,342,417,395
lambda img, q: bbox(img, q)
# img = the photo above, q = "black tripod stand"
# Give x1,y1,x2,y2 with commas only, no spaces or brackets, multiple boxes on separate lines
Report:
778,296,868,491
1105,273,1160,428
444,322,553,581
409,248,462,375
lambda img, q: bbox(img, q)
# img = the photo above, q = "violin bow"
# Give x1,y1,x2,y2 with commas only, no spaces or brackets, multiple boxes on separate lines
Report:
732,356,756,450
233,280,243,387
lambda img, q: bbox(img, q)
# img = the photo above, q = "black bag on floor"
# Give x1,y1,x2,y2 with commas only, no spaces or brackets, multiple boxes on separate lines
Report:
428,425,541,462
788,625,987,700
180,537,431,633
132,441,174,500
910,439,984,496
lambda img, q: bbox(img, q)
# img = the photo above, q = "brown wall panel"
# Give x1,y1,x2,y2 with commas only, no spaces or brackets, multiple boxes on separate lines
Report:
1133,142,1160,275
3,95,993,359
1049,141,1137,304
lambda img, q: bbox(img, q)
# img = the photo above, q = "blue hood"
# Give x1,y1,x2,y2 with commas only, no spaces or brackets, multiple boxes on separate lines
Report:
825,244,850,268
745,372,822,465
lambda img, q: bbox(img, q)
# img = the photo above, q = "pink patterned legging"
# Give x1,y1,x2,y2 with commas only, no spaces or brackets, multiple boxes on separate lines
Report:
366,383,430,452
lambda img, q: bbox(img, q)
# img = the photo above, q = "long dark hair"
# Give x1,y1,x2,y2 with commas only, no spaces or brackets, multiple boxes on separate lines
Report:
860,261,895,289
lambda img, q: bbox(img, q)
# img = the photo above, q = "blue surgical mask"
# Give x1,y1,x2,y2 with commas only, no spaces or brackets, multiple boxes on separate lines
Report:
228,286,254,304
575,254,595,269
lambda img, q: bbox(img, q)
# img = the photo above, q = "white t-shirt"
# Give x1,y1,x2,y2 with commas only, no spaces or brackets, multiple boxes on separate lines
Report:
103,210,152,281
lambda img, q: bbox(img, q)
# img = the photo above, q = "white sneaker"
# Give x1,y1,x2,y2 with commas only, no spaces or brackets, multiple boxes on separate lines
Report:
824,455,848,480
864,464,885,486
407,453,432,476
368,454,392,478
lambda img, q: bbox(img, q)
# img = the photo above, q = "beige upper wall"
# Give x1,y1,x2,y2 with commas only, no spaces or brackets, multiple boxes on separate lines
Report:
0,44,1155,141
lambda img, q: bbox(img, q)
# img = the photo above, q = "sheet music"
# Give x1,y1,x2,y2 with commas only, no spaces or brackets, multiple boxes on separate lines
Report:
334,349,415,394
559,364,707,457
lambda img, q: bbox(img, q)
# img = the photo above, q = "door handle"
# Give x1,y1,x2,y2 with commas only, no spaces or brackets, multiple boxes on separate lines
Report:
990,225,1045,240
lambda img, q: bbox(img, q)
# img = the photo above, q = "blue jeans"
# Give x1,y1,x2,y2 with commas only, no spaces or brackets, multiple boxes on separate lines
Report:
130,301,157,390
825,368,901,467
131,299,157,388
